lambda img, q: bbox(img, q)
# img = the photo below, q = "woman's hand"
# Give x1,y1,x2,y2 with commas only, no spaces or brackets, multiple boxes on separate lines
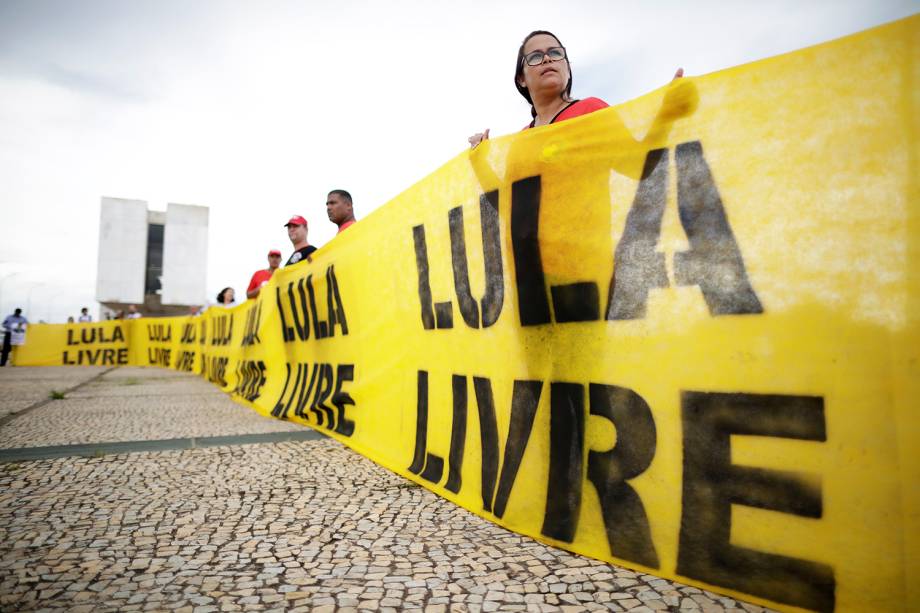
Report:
468,128,490,149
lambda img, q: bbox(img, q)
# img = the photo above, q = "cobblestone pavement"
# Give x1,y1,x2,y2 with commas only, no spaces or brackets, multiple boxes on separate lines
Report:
0,367,774,612
0,367,303,448
0,366,109,418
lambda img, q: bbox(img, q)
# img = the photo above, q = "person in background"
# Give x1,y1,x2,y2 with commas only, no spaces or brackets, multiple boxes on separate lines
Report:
284,215,316,266
215,288,236,307
246,249,283,299
326,190,357,234
126,305,142,319
67,316,74,323
78,307,92,322
1,308,28,367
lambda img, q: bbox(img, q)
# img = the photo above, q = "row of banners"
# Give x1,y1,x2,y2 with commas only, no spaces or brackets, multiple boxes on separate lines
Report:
14,16,918,612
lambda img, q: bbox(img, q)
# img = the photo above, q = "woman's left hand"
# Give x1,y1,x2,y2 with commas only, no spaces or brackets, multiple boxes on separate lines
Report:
468,128,490,149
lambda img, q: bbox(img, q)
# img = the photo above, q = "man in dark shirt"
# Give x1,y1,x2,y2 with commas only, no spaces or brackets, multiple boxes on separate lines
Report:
284,215,317,267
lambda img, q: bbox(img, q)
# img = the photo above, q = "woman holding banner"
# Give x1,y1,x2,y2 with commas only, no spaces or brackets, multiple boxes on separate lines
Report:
456,32,698,555
464,30,696,340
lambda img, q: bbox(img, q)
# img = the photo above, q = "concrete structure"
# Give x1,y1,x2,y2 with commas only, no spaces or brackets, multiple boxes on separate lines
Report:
96,197,208,317
161,203,209,306
95,198,148,305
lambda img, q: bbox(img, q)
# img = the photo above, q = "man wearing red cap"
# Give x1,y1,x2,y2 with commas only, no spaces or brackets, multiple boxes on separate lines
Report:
246,249,283,299
284,215,317,267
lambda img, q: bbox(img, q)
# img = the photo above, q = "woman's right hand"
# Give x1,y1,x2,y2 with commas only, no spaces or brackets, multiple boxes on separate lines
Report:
468,128,490,149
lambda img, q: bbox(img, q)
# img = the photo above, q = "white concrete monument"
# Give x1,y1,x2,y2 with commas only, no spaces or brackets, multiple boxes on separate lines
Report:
96,197,148,304
95,197,209,316
161,203,209,306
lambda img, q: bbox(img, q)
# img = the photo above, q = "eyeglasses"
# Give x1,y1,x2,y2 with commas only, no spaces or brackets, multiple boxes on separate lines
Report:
523,46,566,66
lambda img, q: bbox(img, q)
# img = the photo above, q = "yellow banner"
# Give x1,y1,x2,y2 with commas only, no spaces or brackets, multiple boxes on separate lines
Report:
14,16,918,612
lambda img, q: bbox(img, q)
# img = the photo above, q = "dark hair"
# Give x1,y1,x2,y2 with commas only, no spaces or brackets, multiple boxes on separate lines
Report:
514,30,573,118
14,308,22,316
328,189,353,205
217,287,234,304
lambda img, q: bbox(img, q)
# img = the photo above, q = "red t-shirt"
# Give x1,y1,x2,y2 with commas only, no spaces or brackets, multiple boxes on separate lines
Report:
247,269,273,295
525,97,609,129
337,220,356,234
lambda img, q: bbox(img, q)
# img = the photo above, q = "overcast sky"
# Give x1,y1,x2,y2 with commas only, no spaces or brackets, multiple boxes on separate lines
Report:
0,0,916,323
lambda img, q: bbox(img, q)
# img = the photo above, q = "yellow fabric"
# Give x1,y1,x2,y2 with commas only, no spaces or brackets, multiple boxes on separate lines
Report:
14,16,918,612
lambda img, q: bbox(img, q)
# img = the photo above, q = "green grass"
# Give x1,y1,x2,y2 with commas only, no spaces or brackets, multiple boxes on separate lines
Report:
49,390,66,400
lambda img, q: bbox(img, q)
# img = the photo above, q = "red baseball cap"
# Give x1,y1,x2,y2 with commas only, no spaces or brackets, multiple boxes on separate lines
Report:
284,215,307,227
268,249,282,256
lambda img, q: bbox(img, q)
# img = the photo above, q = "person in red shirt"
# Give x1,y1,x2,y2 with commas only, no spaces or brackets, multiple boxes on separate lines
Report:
326,189,356,234
246,249,282,299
